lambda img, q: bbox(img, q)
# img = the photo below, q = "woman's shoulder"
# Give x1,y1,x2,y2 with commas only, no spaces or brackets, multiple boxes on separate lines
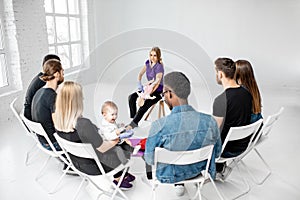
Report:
77,117,94,127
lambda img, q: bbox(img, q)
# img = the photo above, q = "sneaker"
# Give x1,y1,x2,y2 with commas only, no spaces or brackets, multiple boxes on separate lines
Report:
113,179,133,191
215,166,232,181
221,166,232,180
125,173,136,182
132,145,141,155
174,184,185,196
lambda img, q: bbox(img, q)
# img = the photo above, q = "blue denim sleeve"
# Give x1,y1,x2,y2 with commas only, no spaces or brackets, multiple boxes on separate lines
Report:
144,120,162,165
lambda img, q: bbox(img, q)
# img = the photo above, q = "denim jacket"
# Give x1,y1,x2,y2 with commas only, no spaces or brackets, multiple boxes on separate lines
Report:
144,105,222,183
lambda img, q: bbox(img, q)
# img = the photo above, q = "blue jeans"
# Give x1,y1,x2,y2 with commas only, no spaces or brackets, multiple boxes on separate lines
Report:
41,142,62,151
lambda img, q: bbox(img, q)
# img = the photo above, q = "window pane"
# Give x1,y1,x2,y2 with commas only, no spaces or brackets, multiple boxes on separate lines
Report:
0,54,8,87
54,0,67,14
58,45,70,69
68,0,79,14
44,0,53,13
49,46,55,54
70,17,80,41
46,16,55,44
71,43,81,67
55,17,69,43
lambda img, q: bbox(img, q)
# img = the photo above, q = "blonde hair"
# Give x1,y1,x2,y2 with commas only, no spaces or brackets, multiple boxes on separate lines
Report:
53,81,83,132
101,101,118,115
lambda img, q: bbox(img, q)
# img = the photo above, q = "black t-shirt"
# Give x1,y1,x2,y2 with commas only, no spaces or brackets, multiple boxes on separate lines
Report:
31,87,56,144
24,72,46,120
57,117,128,175
213,87,252,153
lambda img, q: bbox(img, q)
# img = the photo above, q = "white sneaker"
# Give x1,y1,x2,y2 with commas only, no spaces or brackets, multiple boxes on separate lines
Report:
174,184,185,196
132,145,141,155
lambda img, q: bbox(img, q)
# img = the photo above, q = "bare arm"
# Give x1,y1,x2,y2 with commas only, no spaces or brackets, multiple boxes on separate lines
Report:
151,72,163,93
213,116,224,128
97,138,119,153
138,65,146,81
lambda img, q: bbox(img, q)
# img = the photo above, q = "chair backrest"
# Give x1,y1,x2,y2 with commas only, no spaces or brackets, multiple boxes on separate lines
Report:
20,115,58,153
54,133,106,175
261,107,284,137
154,145,214,179
10,97,31,135
221,118,264,154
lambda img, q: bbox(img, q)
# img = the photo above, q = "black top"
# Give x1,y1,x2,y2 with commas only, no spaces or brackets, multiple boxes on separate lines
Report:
213,86,252,153
31,87,56,144
24,72,46,120
57,117,128,175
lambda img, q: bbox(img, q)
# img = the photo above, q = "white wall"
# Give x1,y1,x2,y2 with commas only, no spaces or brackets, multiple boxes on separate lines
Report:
1,0,299,124
92,0,300,89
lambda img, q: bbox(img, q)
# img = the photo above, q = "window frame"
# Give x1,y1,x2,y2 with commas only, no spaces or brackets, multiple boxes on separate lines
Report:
0,0,18,96
45,0,86,73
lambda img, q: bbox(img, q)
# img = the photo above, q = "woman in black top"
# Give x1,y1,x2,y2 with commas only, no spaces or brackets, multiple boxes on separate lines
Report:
53,81,133,189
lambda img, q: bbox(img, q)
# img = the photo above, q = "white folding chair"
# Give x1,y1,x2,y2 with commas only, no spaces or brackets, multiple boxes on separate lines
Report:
216,118,263,200
54,133,132,200
20,116,67,194
241,107,284,185
152,145,224,200
10,97,39,165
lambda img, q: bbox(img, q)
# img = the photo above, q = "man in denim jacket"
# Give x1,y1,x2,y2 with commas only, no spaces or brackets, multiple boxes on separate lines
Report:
144,71,222,196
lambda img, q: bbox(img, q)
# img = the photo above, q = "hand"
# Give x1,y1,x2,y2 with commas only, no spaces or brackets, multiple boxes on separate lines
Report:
138,81,144,92
119,129,134,140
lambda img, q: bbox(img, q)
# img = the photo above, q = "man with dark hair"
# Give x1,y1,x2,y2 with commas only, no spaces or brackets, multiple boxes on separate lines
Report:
24,54,60,120
144,71,221,196
31,59,64,151
212,57,252,178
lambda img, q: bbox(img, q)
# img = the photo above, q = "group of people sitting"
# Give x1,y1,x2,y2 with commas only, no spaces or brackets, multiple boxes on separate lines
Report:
23,46,262,196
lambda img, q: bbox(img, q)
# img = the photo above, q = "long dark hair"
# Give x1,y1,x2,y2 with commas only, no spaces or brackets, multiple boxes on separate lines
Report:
235,60,262,113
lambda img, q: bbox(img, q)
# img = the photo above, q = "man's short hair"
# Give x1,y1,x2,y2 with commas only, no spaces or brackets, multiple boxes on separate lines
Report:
42,54,61,66
164,71,191,99
215,57,235,79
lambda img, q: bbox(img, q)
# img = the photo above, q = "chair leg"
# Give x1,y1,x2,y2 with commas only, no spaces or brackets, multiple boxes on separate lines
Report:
208,176,224,200
73,178,86,200
25,143,39,166
144,104,155,121
111,169,129,200
48,164,70,194
241,148,271,185
35,155,52,181
230,161,251,200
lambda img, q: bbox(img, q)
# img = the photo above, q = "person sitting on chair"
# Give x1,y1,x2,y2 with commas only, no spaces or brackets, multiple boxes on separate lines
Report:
144,71,222,197
53,81,134,190
127,47,164,129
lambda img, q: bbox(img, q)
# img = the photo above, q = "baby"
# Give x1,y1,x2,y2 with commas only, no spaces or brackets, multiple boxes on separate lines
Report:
136,79,158,107
100,101,140,154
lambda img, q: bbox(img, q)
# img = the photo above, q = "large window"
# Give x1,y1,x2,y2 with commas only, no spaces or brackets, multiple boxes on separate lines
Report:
45,0,84,71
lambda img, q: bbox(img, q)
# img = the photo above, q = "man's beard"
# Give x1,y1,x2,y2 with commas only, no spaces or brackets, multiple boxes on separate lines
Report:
165,99,173,110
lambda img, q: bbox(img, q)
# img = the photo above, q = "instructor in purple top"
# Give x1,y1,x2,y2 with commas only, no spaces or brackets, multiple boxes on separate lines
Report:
128,47,164,128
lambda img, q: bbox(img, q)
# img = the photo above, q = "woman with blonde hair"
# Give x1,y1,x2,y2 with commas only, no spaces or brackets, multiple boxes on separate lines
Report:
53,81,133,190
234,60,263,123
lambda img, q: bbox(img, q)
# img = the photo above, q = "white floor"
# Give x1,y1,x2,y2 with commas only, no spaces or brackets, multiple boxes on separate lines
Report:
1,86,300,200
